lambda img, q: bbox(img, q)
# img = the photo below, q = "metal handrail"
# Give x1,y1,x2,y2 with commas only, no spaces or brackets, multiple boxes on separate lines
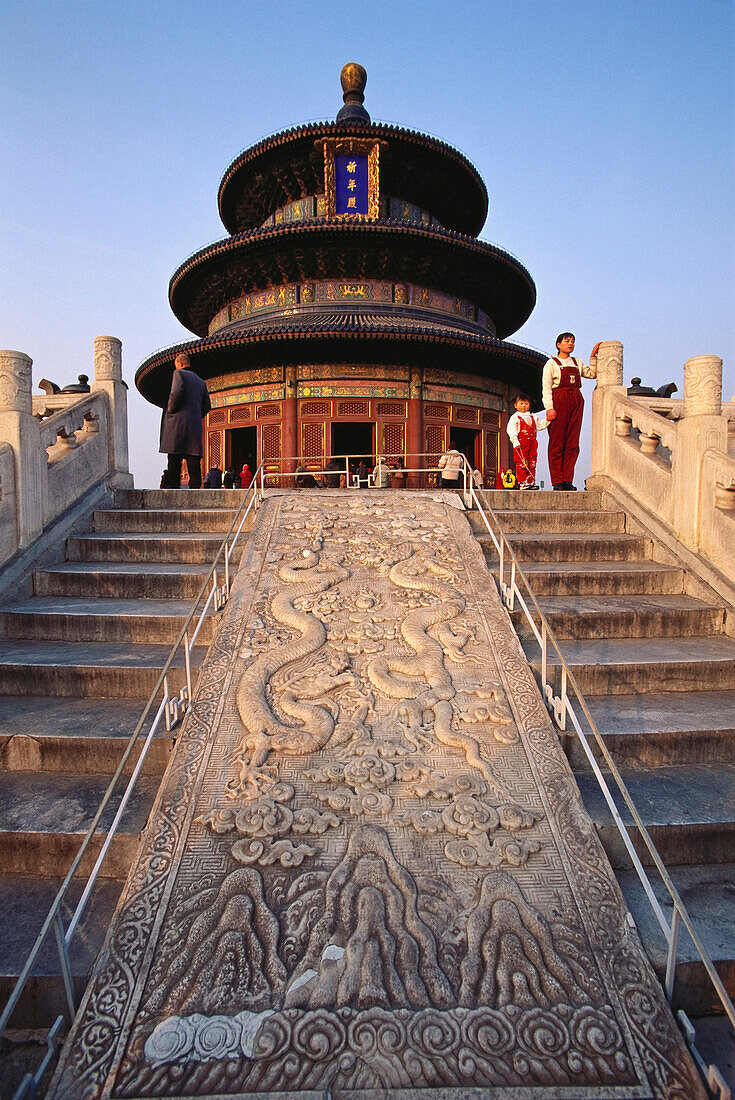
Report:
11,465,728,1095
1,465,266,1097
468,471,734,1091
256,452,472,495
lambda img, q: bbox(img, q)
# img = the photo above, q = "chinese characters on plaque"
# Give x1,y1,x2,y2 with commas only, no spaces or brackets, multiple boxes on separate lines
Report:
335,154,369,215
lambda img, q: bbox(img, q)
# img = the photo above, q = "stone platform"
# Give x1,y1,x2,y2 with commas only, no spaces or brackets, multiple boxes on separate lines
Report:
48,492,703,1099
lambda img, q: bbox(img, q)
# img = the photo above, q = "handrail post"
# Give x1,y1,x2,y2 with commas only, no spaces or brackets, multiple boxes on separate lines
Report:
53,914,76,1021
666,906,682,1003
184,631,192,701
499,537,505,597
163,674,173,731
541,620,548,692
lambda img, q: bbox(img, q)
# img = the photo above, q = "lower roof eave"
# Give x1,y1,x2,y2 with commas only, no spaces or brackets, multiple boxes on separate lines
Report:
136,329,545,408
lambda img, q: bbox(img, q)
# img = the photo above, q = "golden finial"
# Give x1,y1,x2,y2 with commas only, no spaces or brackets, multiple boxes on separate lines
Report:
337,63,370,124
340,63,367,100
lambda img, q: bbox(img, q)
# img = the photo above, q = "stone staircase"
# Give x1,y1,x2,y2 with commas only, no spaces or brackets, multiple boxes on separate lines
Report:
471,489,735,1024
0,489,247,1039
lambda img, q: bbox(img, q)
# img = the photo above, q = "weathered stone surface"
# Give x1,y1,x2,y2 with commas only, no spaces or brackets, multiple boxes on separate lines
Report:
48,492,704,1098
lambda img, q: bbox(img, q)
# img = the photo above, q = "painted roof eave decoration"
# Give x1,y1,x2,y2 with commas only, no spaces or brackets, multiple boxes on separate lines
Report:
135,325,545,407
217,121,488,236
168,219,536,340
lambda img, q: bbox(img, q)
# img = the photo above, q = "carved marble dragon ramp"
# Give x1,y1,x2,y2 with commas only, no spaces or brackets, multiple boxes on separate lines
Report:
48,492,703,1100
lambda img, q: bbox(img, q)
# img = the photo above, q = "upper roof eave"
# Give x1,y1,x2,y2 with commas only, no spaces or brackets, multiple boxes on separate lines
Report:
217,120,489,237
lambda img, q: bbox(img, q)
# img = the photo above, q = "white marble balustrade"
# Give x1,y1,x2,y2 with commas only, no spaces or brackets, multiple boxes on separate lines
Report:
0,337,132,567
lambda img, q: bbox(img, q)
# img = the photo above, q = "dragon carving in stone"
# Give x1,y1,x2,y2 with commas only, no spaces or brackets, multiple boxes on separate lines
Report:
368,545,512,800
229,539,352,799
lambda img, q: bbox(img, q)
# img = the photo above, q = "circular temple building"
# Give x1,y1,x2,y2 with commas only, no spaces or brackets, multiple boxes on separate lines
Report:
136,64,545,484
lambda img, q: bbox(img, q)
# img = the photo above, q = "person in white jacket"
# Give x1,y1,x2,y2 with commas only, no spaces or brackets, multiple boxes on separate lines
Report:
438,444,464,488
506,394,555,489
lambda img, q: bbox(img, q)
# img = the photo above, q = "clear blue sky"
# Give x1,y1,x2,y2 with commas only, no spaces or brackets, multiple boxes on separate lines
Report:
2,0,733,487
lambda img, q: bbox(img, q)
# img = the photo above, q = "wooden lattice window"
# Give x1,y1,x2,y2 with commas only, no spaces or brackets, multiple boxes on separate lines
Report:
229,405,251,424
301,421,324,459
424,403,449,419
425,423,445,460
302,400,331,417
482,410,499,428
381,422,405,457
207,408,227,428
375,401,405,417
208,431,222,468
261,423,281,458
337,400,369,418
484,430,499,478
455,406,478,424
256,403,280,419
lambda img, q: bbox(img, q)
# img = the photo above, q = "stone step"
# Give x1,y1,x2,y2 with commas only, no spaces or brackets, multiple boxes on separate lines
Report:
618,863,735,1015
513,594,724,640
500,560,685,596
66,532,237,564
473,489,604,511
524,635,735,694
0,597,217,645
0,770,159,876
114,488,249,510
485,509,627,534
34,562,212,600
0,697,173,774
687,1017,735,1095
93,508,240,533
0,640,203,697
0,874,125,1028
481,532,652,563
567,690,735,770
577,765,735,867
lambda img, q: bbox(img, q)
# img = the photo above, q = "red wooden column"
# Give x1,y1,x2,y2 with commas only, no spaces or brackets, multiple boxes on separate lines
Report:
407,367,424,488
282,365,298,484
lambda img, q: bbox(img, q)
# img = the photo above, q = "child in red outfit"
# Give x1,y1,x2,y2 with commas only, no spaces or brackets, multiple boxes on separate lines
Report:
507,395,555,489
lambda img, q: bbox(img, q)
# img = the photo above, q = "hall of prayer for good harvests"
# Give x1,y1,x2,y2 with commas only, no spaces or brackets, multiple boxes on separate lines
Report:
135,63,545,483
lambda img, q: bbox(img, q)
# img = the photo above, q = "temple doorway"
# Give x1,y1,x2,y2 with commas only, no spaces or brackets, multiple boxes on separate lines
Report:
331,422,375,465
226,427,257,477
451,426,481,469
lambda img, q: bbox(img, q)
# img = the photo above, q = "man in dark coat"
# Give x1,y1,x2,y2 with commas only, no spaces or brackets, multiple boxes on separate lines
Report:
159,353,211,489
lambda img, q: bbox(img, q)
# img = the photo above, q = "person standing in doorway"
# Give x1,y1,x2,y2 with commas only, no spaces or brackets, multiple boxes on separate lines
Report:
543,332,600,490
159,352,211,489
438,441,464,489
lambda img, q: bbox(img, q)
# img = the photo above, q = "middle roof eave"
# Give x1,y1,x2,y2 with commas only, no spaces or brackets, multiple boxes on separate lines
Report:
169,220,536,341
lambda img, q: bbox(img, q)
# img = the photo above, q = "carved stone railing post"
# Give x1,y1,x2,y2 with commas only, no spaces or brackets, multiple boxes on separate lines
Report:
590,340,625,479
90,336,133,488
673,354,726,547
0,350,44,547
594,340,624,388
683,355,722,417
